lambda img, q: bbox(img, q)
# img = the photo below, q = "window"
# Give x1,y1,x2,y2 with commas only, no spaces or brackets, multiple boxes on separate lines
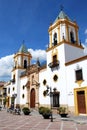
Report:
24,60,27,68
13,74,15,79
75,69,83,81
13,87,15,91
23,85,25,90
43,79,47,86
53,92,60,107
70,31,75,43
53,33,57,45
53,75,58,82
12,74,15,83
8,88,10,94
22,94,25,98
53,55,57,63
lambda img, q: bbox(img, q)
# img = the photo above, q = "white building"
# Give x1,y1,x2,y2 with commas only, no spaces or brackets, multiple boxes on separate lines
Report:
5,9,87,115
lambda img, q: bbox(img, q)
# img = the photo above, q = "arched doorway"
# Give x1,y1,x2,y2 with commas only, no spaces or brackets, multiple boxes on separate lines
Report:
30,88,35,108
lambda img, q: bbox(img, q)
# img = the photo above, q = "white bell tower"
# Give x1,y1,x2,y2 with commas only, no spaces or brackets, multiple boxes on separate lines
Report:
14,44,32,69
11,43,32,84
47,9,84,66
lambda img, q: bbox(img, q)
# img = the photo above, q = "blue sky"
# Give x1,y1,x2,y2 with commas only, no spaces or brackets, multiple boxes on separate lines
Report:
0,0,87,81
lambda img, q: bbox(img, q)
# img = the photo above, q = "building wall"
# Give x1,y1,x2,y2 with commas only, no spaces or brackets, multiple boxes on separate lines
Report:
64,44,84,63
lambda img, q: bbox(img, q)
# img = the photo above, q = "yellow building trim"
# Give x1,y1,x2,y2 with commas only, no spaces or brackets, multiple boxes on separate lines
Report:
51,49,58,62
46,40,84,52
75,28,79,44
49,31,52,48
58,26,60,43
48,19,79,33
66,24,69,41
14,53,32,59
74,87,87,115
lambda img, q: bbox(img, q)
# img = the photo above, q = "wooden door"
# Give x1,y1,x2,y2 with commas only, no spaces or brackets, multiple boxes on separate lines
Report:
77,91,86,114
30,89,35,108
53,92,60,107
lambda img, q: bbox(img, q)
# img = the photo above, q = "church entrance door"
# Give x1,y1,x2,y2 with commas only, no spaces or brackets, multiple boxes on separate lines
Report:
30,88,35,108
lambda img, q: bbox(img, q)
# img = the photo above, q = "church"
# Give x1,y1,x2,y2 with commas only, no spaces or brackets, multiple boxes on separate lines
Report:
5,9,87,115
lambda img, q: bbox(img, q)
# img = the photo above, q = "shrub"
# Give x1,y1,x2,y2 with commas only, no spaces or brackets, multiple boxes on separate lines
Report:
22,107,31,115
38,106,45,114
38,107,51,119
57,107,68,114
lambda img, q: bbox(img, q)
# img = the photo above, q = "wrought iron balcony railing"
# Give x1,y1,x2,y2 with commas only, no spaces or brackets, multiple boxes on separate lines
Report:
48,60,59,68
10,79,15,83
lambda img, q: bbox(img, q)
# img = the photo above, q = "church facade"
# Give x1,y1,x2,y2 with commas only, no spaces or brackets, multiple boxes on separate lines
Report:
5,9,87,115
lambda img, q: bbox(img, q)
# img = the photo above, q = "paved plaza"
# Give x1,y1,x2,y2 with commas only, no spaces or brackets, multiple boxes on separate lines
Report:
0,109,87,130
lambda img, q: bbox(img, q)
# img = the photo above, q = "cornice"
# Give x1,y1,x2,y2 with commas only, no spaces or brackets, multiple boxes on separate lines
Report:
46,40,84,52
14,52,32,59
48,19,79,32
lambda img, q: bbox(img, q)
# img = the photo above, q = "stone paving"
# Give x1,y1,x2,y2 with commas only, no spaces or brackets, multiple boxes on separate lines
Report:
0,109,87,130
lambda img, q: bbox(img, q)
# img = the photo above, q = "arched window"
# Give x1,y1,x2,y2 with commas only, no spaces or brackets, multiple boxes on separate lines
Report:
24,60,27,68
53,33,57,45
70,31,75,43
53,55,57,63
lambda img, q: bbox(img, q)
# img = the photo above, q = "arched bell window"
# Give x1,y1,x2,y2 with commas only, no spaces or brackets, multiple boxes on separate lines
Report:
53,33,57,45
70,31,75,43
24,60,27,68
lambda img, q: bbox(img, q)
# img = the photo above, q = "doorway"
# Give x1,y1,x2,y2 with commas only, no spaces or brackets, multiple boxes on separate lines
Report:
53,92,60,107
77,91,86,114
30,88,35,108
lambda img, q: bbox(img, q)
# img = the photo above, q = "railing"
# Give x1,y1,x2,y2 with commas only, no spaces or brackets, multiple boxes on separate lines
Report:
10,79,15,83
48,60,59,68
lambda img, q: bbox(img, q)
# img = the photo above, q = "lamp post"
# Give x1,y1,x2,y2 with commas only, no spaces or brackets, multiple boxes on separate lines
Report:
46,85,53,122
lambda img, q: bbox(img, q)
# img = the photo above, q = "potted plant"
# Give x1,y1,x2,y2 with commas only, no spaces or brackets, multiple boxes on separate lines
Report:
39,107,51,119
57,107,68,117
38,106,45,115
22,107,31,115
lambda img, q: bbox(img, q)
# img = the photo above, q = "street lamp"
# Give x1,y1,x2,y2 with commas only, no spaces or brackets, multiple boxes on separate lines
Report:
46,85,53,122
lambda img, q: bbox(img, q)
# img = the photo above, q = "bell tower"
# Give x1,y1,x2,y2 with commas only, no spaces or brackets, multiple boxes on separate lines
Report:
47,9,84,65
11,42,32,84
14,43,32,69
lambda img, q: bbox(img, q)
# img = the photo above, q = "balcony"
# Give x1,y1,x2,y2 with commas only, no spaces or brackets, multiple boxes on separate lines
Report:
48,60,59,68
10,79,15,83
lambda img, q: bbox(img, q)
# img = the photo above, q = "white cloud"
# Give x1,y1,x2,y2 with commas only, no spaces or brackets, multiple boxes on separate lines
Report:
28,48,46,61
0,55,14,77
85,39,87,43
0,55,14,81
85,29,87,34
0,49,46,81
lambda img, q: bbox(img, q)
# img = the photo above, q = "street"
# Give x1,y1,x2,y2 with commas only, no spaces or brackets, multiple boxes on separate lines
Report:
0,109,87,130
